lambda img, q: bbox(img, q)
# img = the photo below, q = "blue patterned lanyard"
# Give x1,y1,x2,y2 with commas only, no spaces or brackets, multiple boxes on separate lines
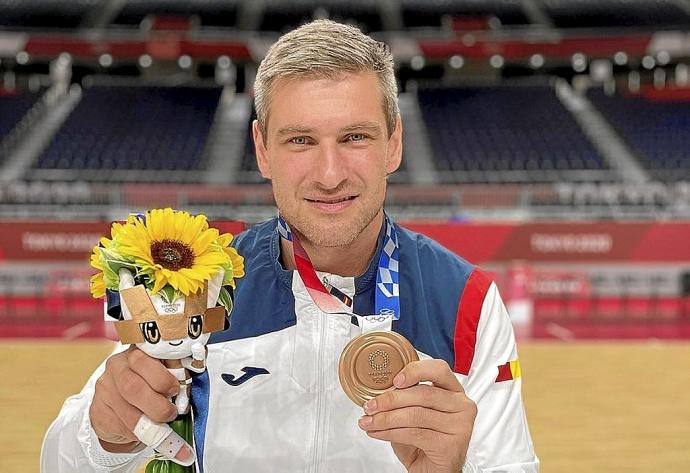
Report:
277,214,401,321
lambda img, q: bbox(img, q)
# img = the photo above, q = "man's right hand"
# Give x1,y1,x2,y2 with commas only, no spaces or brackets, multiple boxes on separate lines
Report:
89,346,195,465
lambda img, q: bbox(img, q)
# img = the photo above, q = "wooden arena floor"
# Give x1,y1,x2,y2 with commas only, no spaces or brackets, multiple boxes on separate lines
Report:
2,340,689,472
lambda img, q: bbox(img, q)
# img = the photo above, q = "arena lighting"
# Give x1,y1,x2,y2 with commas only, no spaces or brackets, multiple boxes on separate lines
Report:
98,54,113,67
613,51,628,66
217,55,231,68
529,54,544,69
676,63,689,86
138,54,153,68
656,51,671,66
449,55,464,69
654,68,666,89
642,55,656,70
489,54,504,69
410,55,425,71
572,53,587,73
15,51,29,65
178,55,192,69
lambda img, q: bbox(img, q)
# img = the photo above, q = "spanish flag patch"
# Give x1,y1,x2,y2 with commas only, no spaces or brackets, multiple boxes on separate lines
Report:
495,360,521,382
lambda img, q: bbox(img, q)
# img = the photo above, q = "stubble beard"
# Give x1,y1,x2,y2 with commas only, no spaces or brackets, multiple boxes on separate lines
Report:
275,185,385,249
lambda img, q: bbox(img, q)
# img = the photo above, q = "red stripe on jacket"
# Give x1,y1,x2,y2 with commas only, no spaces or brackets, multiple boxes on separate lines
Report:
454,268,492,375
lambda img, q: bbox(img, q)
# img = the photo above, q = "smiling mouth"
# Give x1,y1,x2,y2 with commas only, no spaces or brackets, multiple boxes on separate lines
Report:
168,340,183,346
305,195,357,204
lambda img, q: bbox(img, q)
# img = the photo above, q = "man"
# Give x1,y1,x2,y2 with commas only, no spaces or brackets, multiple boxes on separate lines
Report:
42,20,538,472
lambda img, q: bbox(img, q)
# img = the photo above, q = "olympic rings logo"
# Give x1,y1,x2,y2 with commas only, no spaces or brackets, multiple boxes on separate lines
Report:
364,315,390,323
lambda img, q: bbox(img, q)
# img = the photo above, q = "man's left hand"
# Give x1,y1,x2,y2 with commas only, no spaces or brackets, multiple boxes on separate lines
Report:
357,359,477,473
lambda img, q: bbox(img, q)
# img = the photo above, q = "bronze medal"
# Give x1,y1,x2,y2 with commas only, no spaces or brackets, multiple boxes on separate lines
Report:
338,330,419,406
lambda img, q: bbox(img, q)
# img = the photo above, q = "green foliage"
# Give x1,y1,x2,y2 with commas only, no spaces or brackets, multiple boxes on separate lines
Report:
159,285,181,305
144,414,195,473
218,287,234,315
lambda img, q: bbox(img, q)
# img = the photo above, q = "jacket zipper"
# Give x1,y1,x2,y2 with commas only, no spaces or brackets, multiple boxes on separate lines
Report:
311,301,328,472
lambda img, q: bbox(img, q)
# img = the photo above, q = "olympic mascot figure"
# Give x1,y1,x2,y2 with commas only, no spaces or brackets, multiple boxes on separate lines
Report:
90,209,245,472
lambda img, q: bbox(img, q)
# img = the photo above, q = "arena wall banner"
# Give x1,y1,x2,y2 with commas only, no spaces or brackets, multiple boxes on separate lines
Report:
0,220,687,263
0,220,246,262
402,221,690,263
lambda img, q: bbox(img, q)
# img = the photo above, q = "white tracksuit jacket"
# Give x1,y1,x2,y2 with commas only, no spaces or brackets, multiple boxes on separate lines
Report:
41,218,539,472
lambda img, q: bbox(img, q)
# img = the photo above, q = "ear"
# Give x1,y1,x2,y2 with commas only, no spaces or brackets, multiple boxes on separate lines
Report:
386,114,403,175
253,120,272,180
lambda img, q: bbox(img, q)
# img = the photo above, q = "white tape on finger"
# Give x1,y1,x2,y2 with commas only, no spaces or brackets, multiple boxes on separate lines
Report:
132,415,195,466
133,415,172,448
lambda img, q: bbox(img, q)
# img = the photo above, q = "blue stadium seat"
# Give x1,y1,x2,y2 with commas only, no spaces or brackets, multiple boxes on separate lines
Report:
418,85,606,181
540,0,690,29
0,0,98,28
112,0,240,27
34,86,222,174
401,0,528,28
0,91,41,163
588,88,690,181
260,0,382,33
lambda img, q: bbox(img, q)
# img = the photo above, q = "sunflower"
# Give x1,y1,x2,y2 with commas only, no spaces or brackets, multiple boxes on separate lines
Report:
217,232,245,288
89,222,128,298
115,208,237,296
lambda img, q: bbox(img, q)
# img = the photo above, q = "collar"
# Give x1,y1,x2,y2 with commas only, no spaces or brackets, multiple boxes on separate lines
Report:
269,216,387,296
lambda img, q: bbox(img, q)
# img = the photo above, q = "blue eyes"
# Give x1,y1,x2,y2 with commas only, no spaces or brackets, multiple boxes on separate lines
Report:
288,134,367,145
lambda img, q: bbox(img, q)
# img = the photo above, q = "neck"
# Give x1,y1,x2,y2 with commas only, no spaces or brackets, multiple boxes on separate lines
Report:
280,212,384,277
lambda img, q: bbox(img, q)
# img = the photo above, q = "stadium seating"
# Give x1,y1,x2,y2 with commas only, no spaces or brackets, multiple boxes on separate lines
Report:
0,0,98,28
240,109,260,178
587,88,690,181
112,0,240,27
34,86,222,174
401,0,529,28
418,85,607,182
539,0,690,29
260,0,382,33
0,91,41,162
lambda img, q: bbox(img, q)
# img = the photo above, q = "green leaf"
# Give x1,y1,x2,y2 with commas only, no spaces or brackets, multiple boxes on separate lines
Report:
144,414,195,473
218,287,234,315
159,285,177,304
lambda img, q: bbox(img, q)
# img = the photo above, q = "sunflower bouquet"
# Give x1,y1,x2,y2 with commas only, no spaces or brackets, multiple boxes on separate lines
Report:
90,208,244,473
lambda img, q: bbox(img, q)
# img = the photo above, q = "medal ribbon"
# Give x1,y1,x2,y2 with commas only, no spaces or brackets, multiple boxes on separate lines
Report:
277,214,400,330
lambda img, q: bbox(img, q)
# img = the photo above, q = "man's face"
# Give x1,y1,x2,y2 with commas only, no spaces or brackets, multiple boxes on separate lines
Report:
253,71,402,248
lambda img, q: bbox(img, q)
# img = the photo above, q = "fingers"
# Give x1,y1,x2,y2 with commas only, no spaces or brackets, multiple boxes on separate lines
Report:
96,372,152,431
126,348,179,397
133,416,196,466
393,359,463,392
112,364,178,424
366,427,441,451
89,396,138,445
92,348,196,466
365,384,465,415
90,348,178,452
359,406,459,435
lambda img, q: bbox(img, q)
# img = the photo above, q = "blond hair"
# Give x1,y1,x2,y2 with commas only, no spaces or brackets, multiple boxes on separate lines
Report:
254,19,398,139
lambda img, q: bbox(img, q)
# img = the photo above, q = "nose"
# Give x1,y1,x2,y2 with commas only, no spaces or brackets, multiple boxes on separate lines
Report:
313,140,347,189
